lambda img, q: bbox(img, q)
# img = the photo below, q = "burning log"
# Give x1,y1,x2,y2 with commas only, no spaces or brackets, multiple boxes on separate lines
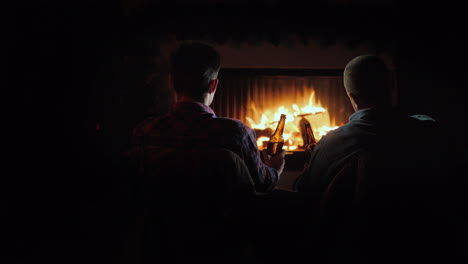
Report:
296,112,324,117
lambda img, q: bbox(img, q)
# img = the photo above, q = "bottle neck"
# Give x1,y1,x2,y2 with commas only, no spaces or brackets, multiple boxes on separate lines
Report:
271,115,286,139
305,124,316,146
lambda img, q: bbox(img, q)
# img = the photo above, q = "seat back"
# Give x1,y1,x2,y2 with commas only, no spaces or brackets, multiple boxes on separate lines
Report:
137,147,256,263
318,147,449,263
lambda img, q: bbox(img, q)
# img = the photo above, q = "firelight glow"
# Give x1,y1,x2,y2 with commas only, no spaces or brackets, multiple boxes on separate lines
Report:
246,90,339,151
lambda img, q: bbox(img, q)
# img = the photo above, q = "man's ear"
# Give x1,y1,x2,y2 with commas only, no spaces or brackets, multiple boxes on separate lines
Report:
346,91,360,111
208,79,219,94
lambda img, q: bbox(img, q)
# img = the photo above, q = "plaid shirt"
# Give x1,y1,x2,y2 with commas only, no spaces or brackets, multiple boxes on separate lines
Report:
130,101,278,193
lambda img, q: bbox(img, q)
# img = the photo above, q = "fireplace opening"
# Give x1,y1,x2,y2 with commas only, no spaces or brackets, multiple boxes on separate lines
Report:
212,68,354,153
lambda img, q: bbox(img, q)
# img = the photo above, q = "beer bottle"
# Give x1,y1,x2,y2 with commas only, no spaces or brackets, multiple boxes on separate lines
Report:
304,123,317,156
267,114,286,156
299,116,310,149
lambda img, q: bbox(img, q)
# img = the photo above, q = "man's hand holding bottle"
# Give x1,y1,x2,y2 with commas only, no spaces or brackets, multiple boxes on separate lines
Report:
261,149,286,176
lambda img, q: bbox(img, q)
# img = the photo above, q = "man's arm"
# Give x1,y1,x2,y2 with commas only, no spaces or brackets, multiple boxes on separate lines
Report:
240,126,284,193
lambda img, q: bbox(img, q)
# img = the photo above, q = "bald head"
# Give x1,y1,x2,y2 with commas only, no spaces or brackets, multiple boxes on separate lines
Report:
344,55,392,109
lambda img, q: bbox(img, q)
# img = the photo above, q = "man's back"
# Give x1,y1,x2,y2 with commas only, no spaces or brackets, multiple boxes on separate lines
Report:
125,147,256,264
297,107,449,263
296,108,441,197
131,101,279,192
134,102,246,151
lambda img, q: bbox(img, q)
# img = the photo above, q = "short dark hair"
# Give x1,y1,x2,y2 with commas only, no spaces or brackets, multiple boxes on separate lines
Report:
170,42,221,98
344,55,392,106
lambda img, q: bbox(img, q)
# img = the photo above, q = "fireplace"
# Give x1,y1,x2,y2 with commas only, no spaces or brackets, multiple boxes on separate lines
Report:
210,68,354,189
212,68,354,152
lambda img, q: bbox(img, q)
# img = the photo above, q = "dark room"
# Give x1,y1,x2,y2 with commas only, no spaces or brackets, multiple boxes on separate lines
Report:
10,0,465,263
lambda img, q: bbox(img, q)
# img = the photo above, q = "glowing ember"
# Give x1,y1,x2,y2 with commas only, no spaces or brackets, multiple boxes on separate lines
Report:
246,90,340,151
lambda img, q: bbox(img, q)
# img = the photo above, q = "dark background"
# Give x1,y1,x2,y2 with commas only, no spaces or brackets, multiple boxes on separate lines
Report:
10,0,465,263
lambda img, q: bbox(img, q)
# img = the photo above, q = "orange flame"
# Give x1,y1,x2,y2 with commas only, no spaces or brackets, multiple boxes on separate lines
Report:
246,90,339,151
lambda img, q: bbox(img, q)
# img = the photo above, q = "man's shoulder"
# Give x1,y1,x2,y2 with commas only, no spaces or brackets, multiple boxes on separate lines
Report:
408,114,439,130
133,114,172,135
319,124,348,141
315,122,368,151
410,114,436,122
213,117,252,133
